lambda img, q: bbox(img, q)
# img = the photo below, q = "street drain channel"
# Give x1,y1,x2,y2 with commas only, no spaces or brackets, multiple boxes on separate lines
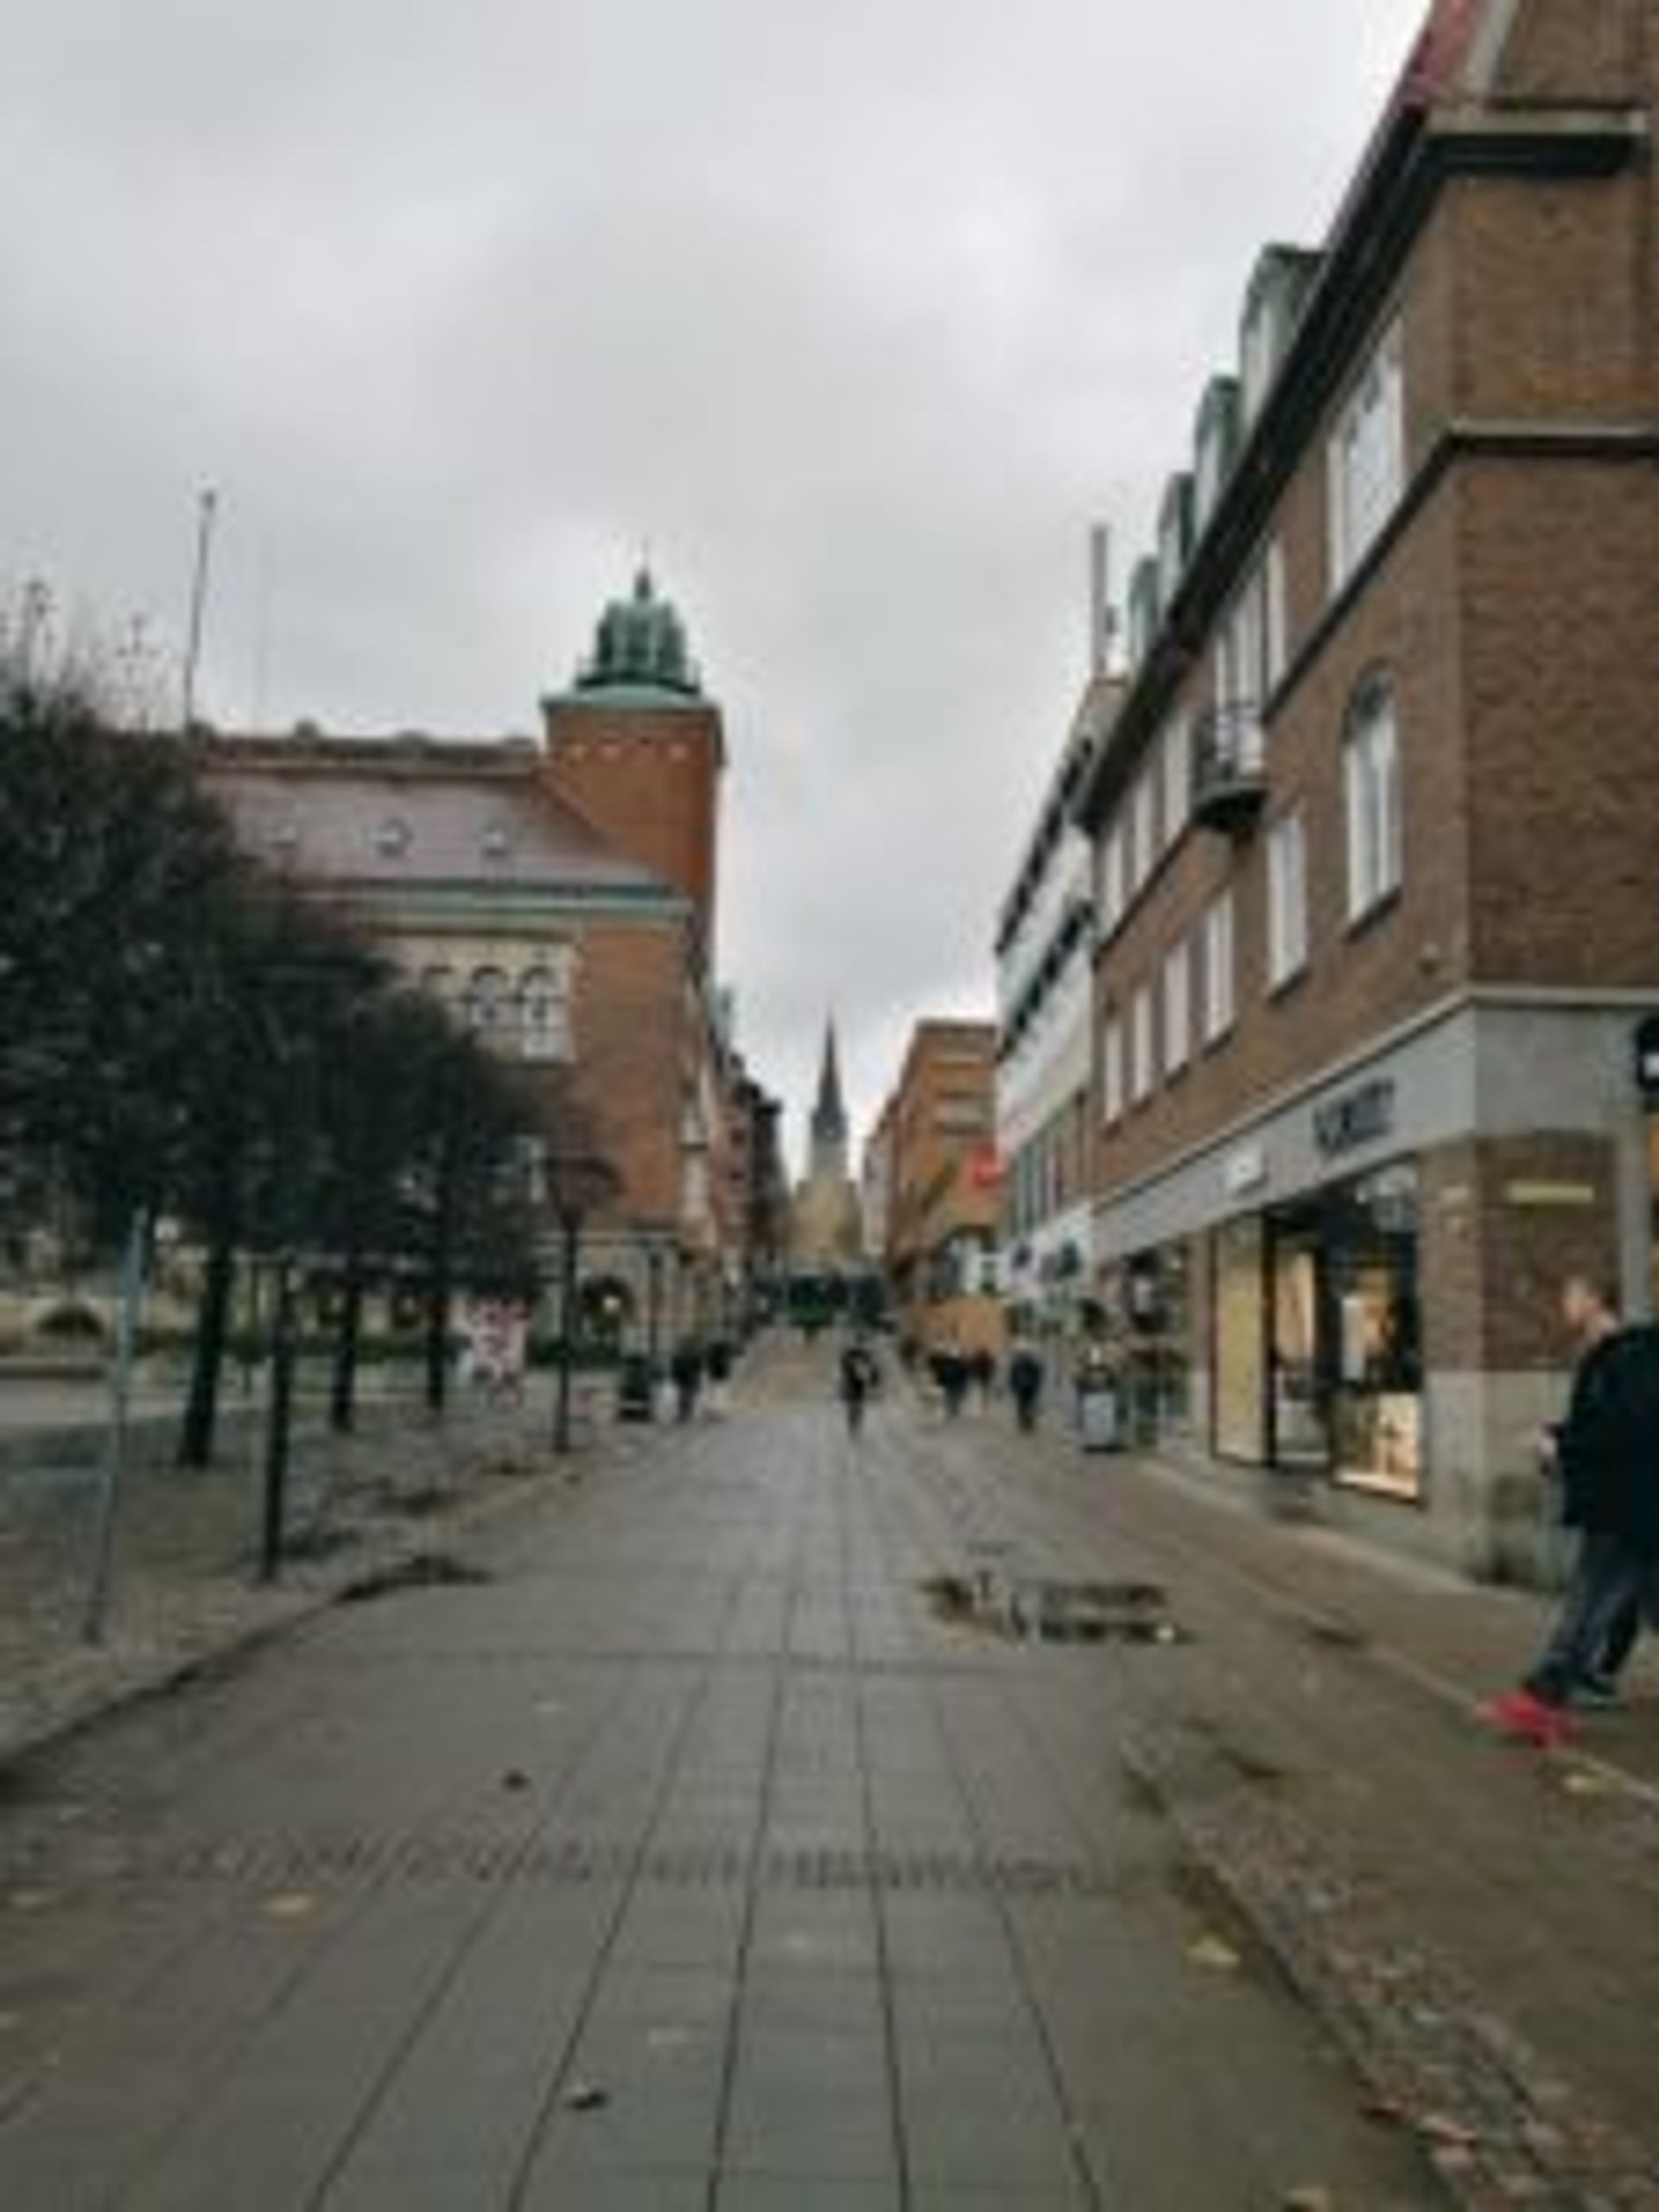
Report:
27,1833,1123,1903
921,1572,1189,1646
337,1553,493,1603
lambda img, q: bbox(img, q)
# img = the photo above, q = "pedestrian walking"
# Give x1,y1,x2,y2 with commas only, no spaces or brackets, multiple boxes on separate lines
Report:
839,1337,879,1440
1008,1339,1045,1434
671,1338,704,1424
934,1337,969,1420
704,1338,734,1419
1488,1275,1659,1746
970,1347,996,1413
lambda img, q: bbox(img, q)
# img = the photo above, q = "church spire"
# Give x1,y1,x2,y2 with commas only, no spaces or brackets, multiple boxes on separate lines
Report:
811,1018,848,1150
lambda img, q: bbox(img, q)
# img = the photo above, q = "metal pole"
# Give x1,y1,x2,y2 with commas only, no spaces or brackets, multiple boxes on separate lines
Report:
552,1210,580,1453
258,1253,296,1581
82,1207,146,1645
181,486,219,734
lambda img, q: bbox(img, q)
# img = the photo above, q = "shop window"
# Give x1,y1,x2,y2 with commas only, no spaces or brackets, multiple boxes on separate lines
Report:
1214,1216,1268,1462
1344,675,1402,923
1267,807,1308,988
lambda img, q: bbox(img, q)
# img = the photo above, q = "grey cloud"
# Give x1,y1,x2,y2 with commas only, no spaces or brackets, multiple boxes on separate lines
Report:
0,0,1428,1155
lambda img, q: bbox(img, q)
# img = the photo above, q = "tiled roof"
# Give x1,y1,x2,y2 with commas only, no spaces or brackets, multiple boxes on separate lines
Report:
201,737,665,898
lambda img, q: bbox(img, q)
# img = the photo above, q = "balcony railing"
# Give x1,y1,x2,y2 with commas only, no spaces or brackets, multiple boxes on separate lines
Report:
1192,702,1268,836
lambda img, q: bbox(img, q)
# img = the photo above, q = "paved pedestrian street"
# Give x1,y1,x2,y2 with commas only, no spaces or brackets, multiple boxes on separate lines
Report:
0,1346,1548,2208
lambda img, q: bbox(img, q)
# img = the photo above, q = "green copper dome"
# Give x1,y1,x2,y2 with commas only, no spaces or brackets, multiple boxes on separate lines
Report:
574,568,703,702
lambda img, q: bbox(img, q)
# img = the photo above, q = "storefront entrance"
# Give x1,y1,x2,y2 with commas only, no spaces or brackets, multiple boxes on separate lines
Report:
1212,1164,1423,1501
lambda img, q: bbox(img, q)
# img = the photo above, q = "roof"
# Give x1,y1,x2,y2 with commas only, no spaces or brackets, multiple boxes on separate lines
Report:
201,735,669,901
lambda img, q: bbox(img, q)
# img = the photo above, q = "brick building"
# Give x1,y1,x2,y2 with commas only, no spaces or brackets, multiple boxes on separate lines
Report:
880,1020,1002,1358
206,569,763,1351
1074,0,1659,1576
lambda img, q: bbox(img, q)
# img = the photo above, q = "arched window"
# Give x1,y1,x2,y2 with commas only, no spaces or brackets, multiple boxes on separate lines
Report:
519,964,571,1063
461,966,511,1038
1344,671,1402,924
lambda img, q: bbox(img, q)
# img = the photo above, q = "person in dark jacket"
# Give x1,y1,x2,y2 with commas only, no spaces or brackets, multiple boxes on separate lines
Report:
1008,1340,1045,1433
671,1339,704,1423
839,1337,879,1439
1489,1276,1659,1745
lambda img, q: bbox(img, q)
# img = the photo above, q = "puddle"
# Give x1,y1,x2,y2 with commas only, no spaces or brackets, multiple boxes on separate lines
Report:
920,1572,1189,1646
338,1553,493,1604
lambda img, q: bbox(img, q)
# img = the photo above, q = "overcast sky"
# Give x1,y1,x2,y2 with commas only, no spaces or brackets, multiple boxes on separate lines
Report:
1,0,1428,1171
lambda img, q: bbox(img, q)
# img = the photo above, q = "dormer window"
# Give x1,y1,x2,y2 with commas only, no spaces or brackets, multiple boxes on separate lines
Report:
1241,244,1323,426
1157,474,1194,607
376,817,411,858
480,820,512,861
1192,378,1242,535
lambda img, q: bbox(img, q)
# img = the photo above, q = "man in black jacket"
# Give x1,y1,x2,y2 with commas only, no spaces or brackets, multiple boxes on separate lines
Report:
1489,1276,1659,1745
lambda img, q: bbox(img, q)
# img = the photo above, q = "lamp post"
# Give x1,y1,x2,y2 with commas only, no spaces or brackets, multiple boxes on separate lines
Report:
546,1150,620,1454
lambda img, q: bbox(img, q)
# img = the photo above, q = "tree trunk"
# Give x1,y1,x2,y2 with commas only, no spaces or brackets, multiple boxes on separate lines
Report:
330,1250,364,1433
179,1219,236,1468
423,1261,449,1415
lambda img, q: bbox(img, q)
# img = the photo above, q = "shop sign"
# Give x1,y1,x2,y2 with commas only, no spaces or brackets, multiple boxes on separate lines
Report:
1224,1143,1268,1198
1634,1015,1659,1102
1313,1076,1396,1160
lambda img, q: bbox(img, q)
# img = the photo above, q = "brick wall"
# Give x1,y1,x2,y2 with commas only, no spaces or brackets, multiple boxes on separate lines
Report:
542,700,723,950
568,918,689,1228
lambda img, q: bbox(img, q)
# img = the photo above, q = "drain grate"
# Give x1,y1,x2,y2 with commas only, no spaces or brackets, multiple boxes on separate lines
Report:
45,1830,1118,1903
922,1572,1190,1647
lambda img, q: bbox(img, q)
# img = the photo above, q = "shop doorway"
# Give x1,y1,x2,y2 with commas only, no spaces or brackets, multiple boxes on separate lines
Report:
1268,1206,1330,1467
1262,1166,1423,1499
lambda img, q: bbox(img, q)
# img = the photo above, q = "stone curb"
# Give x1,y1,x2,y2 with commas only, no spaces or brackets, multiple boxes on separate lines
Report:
1121,1726,1659,2209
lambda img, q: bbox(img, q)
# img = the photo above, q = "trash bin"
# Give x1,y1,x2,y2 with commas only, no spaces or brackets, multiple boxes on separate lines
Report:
1077,1384,1119,1454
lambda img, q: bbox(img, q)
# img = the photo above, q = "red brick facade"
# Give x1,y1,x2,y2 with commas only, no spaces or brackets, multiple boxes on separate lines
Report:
1071,0,1659,1575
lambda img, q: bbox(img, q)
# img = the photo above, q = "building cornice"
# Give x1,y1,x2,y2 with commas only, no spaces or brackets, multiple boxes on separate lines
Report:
1075,99,1647,834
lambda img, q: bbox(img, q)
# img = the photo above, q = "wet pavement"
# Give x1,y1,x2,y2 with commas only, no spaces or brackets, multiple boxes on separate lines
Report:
0,1341,1440,2209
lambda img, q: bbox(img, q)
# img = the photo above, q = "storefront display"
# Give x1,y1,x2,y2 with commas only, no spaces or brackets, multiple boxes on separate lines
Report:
1208,1162,1422,1498
1213,1216,1267,1462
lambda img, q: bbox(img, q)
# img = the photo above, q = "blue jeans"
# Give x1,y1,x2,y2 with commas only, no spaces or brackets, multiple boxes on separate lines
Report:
1525,1530,1659,1707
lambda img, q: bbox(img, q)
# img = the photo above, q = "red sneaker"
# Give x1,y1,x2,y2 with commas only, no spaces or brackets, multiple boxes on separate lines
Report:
1486,1689,1573,1748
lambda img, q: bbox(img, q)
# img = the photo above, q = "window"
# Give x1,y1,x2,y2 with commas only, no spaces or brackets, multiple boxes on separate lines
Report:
461,966,511,1038
1160,715,1192,851
520,964,572,1062
1267,808,1308,988
1102,1014,1124,1126
1202,888,1236,1045
1242,300,1278,424
1344,676,1402,922
1328,322,1405,590
1162,938,1192,1077
1130,777,1157,895
1130,983,1155,1104
1099,825,1127,938
1265,541,1287,692
1216,540,1286,734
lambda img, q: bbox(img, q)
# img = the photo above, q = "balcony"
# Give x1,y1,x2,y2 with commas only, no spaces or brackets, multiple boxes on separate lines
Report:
1192,702,1268,836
